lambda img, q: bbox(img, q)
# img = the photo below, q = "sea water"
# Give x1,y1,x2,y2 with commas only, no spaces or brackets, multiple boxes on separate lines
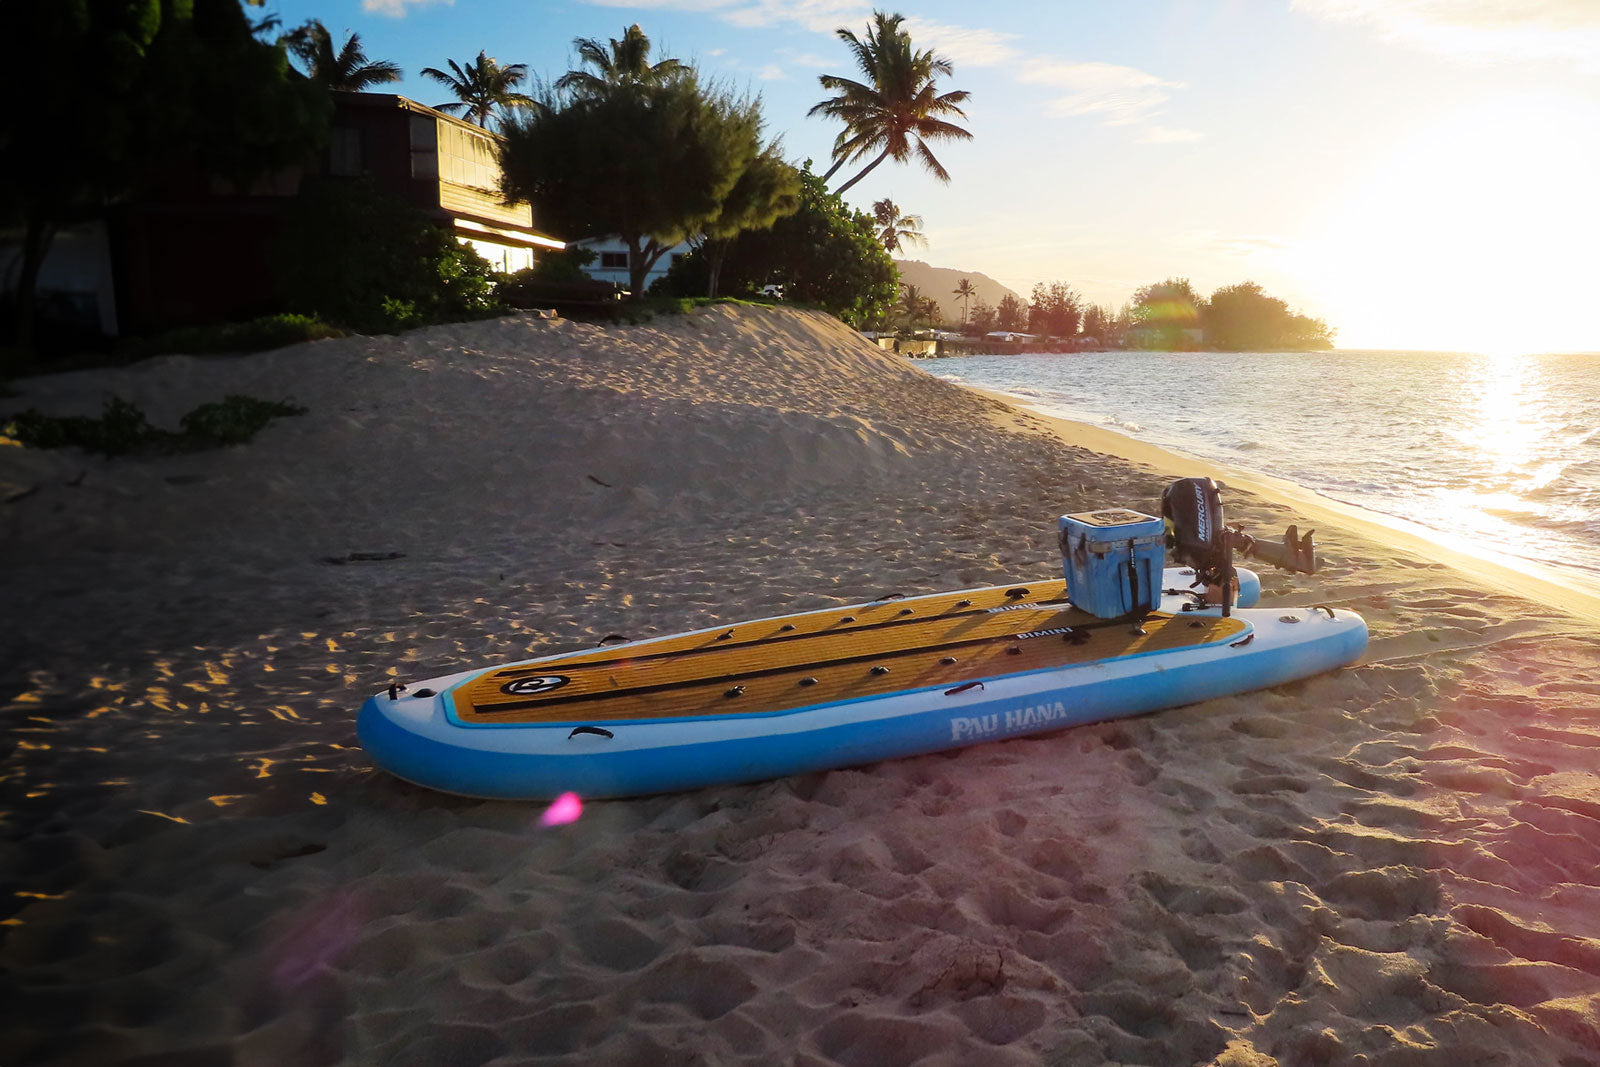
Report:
930,349,1600,590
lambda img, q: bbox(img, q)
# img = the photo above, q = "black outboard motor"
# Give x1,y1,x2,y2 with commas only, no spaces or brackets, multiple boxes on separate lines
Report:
1161,476,1320,616
1161,477,1234,613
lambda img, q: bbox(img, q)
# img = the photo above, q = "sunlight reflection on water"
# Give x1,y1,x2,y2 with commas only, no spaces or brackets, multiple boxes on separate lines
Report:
933,349,1600,583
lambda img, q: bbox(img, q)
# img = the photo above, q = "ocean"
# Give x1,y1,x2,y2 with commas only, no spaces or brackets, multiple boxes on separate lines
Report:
929,349,1600,591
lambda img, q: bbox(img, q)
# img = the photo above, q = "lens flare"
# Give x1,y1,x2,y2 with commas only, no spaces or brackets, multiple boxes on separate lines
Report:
538,791,583,827
270,889,363,990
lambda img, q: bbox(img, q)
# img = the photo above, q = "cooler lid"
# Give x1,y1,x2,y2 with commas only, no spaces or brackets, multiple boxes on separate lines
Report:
1062,508,1161,529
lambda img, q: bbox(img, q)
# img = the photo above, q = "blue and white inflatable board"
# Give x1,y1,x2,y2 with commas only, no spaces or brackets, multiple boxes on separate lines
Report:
359,566,1364,799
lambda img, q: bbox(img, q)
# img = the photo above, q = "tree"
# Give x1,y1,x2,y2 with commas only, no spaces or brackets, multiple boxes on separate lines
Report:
872,198,926,252
1203,281,1334,350
421,51,533,129
500,37,765,297
555,24,684,97
694,141,801,298
284,20,402,91
1128,277,1206,349
897,283,928,326
652,165,898,328
1028,281,1083,338
1130,278,1204,325
951,278,976,325
1080,304,1118,345
808,11,972,195
968,297,996,335
996,293,1025,331
0,0,329,364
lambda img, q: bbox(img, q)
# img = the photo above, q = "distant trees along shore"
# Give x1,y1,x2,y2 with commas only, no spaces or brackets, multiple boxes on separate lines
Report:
942,277,1334,351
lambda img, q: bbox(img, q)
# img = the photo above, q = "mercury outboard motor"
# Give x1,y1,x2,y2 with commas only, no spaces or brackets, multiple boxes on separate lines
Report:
1161,477,1233,611
1161,477,1319,616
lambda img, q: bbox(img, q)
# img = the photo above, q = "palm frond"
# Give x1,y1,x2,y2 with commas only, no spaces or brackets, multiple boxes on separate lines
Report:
913,140,951,183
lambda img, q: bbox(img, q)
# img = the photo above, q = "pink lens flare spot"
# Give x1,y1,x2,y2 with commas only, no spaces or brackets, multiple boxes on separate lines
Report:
270,889,364,991
539,791,583,827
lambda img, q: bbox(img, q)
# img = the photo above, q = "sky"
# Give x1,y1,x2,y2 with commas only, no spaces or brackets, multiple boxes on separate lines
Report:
259,0,1600,354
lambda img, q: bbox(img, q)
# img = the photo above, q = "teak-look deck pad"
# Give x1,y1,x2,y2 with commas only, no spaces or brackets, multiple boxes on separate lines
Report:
451,580,1248,726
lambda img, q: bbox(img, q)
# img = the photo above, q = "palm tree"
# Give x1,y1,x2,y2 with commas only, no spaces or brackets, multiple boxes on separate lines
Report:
555,24,684,98
952,278,976,325
872,198,926,252
421,52,534,128
898,283,933,326
284,21,402,92
808,11,972,196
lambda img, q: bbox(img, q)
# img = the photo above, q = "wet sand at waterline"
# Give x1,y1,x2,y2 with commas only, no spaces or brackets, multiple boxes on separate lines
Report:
4,306,1600,1065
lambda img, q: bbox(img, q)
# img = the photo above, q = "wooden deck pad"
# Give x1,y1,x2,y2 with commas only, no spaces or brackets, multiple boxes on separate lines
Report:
451,582,1248,726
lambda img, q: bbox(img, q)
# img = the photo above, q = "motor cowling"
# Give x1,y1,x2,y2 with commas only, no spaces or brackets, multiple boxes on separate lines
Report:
1161,477,1231,590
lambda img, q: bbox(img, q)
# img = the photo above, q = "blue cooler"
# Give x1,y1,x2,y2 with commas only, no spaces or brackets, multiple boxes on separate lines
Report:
1059,509,1166,618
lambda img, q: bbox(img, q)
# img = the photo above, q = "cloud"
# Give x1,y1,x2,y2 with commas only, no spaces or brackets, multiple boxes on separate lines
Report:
583,0,872,33
361,0,452,15
584,0,741,10
1136,124,1203,145
777,49,832,68
713,0,872,33
899,18,1021,68
582,0,1195,144
628,5,1025,63
1209,234,1292,255
1293,0,1600,64
1020,60,1185,127
587,2,1019,60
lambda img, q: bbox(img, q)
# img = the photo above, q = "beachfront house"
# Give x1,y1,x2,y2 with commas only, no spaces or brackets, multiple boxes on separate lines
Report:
5,91,564,339
324,93,564,276
571,237,693,292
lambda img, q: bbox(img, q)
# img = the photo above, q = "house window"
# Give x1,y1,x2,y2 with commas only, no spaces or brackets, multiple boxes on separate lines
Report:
600,252,628,270
329,127,363,176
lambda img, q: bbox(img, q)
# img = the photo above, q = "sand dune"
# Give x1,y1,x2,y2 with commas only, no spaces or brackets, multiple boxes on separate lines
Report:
4,306,1600,1065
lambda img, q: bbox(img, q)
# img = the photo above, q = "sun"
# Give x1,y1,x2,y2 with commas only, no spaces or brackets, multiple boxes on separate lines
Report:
1293,91,1600,354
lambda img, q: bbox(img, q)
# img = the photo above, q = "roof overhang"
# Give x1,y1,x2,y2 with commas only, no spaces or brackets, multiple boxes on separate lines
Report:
454,217,565,251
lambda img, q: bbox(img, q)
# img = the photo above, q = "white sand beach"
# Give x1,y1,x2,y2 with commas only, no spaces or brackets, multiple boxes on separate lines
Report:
4,305,1600,1065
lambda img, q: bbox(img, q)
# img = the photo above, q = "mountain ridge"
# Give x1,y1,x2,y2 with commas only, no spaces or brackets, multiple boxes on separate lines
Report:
894,260,1025,325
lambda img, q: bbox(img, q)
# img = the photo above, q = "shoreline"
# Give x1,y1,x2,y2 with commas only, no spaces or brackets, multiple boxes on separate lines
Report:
965,383,1600,629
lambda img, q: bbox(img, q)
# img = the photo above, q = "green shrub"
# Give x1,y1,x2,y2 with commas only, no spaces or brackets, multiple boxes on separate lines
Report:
532,246,598,283
274,178,501,332
627,295,773,322
4,392,306,456
378,297,422,332
128,313,347,359
178,395,309,448
7,395,158,456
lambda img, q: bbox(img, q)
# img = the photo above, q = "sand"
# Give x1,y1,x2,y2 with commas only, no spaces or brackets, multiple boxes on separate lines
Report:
3,305,1599,1066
